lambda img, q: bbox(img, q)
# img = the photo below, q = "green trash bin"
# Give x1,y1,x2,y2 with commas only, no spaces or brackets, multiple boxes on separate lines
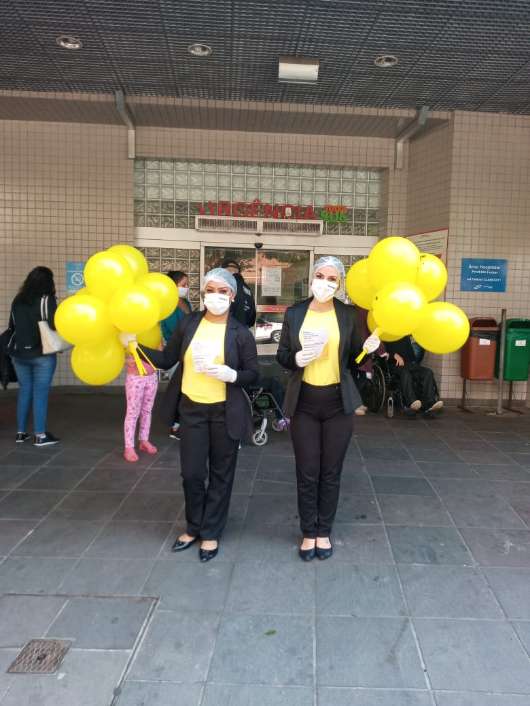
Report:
497,319,530,381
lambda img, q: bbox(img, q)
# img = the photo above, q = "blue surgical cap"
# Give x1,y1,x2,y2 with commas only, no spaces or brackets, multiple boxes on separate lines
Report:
203,267,237,294
313,256,345,279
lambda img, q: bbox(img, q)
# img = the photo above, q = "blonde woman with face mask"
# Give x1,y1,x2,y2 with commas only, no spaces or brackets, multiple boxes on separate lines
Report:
133,268,259,562
277,257,380,561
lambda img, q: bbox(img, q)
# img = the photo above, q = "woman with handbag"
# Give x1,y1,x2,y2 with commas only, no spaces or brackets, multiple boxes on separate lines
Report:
277,257,380,561
130,268,259,562
8,267,60,447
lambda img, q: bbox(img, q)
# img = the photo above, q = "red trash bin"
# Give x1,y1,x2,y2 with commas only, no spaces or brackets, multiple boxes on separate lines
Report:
461,317,499,380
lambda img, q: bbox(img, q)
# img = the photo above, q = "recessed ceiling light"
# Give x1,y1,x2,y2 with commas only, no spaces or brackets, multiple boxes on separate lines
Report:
278,56,319,84
187,43,212,57
56,35,83,50
374,54,398,68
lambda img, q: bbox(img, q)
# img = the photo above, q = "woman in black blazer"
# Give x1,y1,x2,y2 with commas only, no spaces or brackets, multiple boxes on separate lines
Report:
134,268,258,562
277,257,379,561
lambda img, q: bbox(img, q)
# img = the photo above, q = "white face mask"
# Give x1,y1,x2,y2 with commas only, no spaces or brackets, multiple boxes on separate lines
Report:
204,292,231,316
178,286,189,299
311,278,338,303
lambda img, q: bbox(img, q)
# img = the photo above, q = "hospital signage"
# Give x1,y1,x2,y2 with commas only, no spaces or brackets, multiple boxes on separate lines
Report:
460,258,508,292
198,199,347,223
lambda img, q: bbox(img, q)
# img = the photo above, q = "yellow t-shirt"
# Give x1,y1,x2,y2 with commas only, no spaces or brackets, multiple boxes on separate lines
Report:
182,319,227,404
300,308,340,386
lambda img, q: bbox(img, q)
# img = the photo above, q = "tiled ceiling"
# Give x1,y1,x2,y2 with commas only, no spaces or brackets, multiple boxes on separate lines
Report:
2,0,530,113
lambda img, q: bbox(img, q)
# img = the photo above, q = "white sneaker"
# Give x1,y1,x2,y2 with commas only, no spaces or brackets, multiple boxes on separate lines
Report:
355,405,368,416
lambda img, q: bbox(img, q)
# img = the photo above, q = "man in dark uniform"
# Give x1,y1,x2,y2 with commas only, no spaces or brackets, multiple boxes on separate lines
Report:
222,259,256,329
385,335,443,417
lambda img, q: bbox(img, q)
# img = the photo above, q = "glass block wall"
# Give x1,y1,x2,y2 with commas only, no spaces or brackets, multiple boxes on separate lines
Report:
136,246,201,308
134,159,381,236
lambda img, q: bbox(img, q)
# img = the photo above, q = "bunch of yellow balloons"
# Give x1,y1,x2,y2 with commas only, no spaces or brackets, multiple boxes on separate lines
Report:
346,237,469,355
55,245,178,385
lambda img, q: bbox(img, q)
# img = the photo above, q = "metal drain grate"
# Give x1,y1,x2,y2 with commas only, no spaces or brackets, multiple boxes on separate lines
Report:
8,639,72,674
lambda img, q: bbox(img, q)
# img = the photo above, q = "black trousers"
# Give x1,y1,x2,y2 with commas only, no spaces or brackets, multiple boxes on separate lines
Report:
394,364,438,408
290,383,353,538
179,395,239,539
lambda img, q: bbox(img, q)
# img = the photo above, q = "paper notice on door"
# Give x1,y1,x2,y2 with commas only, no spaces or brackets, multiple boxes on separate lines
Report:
479,338,491,346
191,340,219,372
302,329,328,359
261,266,282,297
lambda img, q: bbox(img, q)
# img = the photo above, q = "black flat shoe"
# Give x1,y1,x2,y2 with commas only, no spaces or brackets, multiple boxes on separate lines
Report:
199,546,219,562
299,547,316,562
171,536,197,552
316,544,333,560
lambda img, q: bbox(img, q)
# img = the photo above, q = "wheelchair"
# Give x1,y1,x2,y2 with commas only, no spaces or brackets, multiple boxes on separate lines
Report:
361,356,403,418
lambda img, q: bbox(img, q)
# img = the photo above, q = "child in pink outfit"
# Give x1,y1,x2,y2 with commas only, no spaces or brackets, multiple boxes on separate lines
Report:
123,356,158,462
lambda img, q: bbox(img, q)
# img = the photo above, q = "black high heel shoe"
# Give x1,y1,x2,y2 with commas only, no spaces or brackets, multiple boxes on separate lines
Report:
171,536,197,552
299,540,316,562
316,540,333,561
199,542,219,562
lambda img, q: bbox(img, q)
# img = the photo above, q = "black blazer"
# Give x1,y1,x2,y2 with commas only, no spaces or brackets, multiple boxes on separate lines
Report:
276,298,363,417
138,311,259,442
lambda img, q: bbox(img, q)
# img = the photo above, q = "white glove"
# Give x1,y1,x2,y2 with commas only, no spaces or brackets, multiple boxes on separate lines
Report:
205,364,237,384
119,332,137,348
295,349,319,368
363,334,381,354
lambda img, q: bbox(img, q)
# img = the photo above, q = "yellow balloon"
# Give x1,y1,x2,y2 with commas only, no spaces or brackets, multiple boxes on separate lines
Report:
416,253,448,301
137,324,162,349
137,273,179,319
413,302,470,355
84,251,134,301
109,285,160,333
55,294,115,345
345,259,376,310
108,244,148,280
368,237,420,290
71,337,125,386
367,310,402,342
372,282,426,337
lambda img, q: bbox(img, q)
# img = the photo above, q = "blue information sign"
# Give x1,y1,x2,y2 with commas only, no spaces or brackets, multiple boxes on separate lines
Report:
460,258,507,293
66,262,85,293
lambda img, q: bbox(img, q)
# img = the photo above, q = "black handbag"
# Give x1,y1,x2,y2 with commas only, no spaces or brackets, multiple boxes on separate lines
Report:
0,326,17,389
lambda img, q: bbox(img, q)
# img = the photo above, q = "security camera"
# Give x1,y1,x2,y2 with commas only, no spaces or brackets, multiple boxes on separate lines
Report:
254,242,263,249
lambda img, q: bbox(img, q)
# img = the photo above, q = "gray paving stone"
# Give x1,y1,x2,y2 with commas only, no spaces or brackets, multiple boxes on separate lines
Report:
238,523,300,563
228,493,250,522
360,446,412,462
47,596,153,649
332,524,393,564
418,462,479,479
202,684,313,706
209,613,313,686
365,460,424,477
86,521,172,558
51,491,126,521
143,560,233,611
414,619,530,692
0,490,64,519
18,466,90,490
408,448,462,463
0,556,76,594
129,610,220,682
77,466,146,492
443,494,527,529
372,476,435,497
340,470,375,496
257,455,296,475
484,567,530,618
429,478,497,499
316,563,406,617
0,466,39,490
0,520,35,554
0,649,18,700
3,449,58,466
434,693,530,706
13,518,102,557
113,492,183,522
387,527,474,565
0,594,66,647
335,494,381,523
1,648,129,706
318,689,433,706
226,561,314,614
398,565,503,618
458,449,514,465
471,464,530,481
97,449,155,468
252,479,297,494
133,468,182,493
378,495,453,527
317,617,426,688
118,681,202,706
460,528,530,567
510,499,530,528
246,494,299,526
59,558,155,596
513,621,530,655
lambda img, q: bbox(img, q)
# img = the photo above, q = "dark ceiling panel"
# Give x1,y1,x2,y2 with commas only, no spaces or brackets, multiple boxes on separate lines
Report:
2,0,530,112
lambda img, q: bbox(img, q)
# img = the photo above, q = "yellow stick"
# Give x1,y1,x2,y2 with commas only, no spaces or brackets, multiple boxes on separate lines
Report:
136,345,158,372
355,327,381,364
129,343,146,375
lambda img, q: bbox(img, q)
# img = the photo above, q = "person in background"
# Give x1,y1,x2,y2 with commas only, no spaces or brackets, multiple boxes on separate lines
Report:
222,259,256,329
354,307,387,416
133,268,259,562
277,256,380,561
385,335,443,417
161,270,192,439
7,267,60,446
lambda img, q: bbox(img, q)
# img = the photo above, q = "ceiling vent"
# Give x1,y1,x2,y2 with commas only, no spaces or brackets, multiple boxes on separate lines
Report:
278,56,319,85
195,215,323,236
